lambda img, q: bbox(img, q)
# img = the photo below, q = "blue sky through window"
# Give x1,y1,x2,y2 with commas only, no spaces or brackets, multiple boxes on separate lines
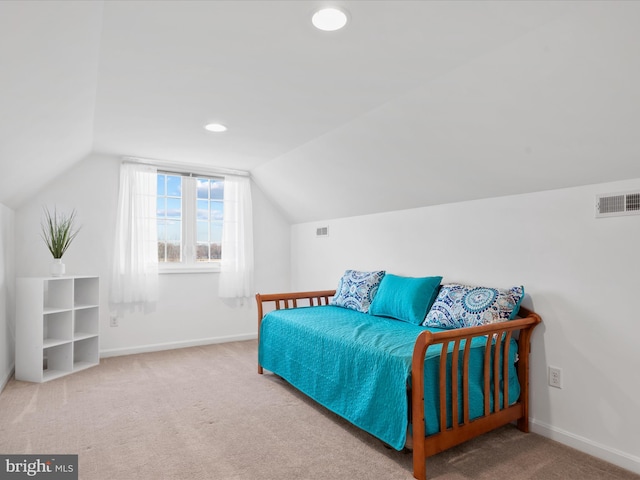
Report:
157,174,183,261
196,178,224,261
157,173,224,263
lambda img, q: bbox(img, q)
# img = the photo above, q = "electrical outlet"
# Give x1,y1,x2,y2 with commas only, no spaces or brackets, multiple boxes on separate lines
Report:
548,366,562,388
110,316,119,327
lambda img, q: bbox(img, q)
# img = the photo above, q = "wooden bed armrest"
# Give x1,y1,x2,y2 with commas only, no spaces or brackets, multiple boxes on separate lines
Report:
255,290,336,373
410,308,541,480
256,289,336,319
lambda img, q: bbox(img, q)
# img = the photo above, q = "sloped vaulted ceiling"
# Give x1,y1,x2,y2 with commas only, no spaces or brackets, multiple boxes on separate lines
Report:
1,1,640,222
0,1,102,208
251,1,640,222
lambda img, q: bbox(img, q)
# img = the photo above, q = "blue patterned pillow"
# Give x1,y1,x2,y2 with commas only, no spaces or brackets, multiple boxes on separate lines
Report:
330,270,385,314
422,284,525,329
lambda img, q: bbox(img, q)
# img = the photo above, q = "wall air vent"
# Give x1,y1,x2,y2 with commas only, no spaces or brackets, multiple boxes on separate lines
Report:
316,226,329,237
596,191,640,218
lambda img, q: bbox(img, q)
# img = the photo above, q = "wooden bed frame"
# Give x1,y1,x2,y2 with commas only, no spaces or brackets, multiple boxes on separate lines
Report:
256,290,541,480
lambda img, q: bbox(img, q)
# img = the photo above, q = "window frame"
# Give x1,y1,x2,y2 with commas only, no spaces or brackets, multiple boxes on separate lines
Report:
156,170,224,274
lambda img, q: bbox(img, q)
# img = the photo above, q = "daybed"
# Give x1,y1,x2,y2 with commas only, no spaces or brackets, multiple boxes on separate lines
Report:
256,272,541,480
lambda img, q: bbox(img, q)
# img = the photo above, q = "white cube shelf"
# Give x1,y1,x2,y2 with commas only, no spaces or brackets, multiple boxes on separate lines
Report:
16,276,100,383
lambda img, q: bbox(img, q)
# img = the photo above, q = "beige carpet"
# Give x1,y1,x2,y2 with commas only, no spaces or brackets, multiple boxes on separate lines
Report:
0,340,637,480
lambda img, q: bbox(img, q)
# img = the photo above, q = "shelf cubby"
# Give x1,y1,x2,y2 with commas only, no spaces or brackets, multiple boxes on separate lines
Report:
74,306,99,340
43,278,73,312
42,343,73,382
73,336,99,371
43,310,73,347
74,277,99,308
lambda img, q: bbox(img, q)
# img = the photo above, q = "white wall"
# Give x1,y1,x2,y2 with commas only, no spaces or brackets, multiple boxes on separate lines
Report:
0,203,15,391
15,153,291,356
291,178,640,474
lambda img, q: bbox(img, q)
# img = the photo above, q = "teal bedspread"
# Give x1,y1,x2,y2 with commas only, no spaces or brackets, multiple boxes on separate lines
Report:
258,305,519,450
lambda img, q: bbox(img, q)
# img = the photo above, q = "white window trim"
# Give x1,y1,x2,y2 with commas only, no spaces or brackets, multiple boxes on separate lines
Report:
159,263,220,274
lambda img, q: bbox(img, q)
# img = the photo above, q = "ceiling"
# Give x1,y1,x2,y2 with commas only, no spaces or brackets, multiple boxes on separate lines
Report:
1,1,640,222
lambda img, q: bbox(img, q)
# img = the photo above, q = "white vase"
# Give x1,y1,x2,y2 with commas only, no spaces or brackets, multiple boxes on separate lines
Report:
51,259,65,277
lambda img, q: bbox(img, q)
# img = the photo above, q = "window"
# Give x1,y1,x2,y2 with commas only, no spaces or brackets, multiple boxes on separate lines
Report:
156,172,225,270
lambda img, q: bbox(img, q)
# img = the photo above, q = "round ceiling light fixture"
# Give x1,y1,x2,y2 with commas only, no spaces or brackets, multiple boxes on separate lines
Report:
312,7,348,31
204,123,227,133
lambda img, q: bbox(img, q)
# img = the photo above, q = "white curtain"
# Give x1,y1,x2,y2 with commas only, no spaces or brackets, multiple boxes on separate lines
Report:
110,162,159,306
218,175,254,299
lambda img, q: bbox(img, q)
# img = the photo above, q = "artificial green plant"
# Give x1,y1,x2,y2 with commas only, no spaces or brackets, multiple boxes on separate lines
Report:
40,207,80,259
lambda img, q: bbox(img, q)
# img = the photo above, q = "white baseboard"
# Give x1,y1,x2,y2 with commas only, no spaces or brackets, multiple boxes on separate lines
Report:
530,418,640,475
99,333,258,358
0,364,15,394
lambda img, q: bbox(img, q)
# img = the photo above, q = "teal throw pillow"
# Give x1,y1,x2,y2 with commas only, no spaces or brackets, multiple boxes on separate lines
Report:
369,274,443,325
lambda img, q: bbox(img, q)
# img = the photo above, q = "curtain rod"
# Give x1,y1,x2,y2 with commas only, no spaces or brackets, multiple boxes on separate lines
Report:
122,156,250,178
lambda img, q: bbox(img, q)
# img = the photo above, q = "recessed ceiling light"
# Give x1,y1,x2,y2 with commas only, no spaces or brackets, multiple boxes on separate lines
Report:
312,7,348,31
204,123,227,133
